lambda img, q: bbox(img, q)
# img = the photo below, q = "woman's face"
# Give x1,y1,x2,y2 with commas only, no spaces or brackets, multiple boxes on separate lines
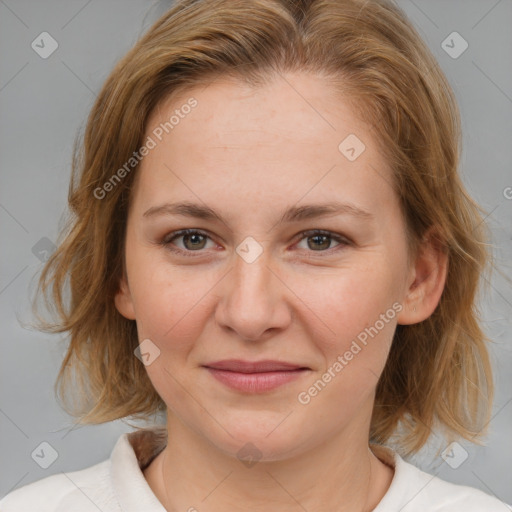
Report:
115,72,418,460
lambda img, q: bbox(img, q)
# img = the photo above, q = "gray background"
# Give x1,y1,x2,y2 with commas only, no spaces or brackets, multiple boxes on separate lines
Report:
1,0,511,505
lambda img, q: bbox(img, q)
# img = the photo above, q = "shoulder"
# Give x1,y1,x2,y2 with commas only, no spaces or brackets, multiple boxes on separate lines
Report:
0,428,167,512
407,467,511,511
372,444,511,512
0,459,119,512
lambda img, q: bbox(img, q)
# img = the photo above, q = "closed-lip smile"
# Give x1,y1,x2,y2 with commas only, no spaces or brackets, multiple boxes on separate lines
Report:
202,359,310,392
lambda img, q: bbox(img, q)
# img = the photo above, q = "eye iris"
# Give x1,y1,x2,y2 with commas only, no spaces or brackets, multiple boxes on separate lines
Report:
308,234,331,250
184,233,206,250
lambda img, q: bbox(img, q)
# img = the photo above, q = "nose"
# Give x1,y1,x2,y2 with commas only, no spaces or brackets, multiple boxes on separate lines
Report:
214,248,292,342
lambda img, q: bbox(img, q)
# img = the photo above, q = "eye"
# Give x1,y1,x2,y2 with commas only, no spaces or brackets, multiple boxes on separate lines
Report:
294,229,349,252
160,228,351,257
162,229,217,255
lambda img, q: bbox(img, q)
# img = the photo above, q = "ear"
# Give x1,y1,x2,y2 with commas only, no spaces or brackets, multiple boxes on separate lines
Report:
114,272,136,320
397,226,448,325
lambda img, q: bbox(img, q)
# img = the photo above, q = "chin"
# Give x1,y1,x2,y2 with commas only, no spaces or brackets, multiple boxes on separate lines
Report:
203,413,308,463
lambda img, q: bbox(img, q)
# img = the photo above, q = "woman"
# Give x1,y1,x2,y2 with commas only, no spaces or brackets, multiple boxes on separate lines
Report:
1,0,509,510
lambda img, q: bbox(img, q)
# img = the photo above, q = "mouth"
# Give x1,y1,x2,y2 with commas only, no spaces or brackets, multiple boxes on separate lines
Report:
202,359,311,393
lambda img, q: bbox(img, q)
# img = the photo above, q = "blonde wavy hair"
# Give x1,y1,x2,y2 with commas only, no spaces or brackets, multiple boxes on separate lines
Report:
33,0,495,456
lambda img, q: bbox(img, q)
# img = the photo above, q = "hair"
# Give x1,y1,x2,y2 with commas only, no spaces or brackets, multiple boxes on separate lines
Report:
32,0,495,456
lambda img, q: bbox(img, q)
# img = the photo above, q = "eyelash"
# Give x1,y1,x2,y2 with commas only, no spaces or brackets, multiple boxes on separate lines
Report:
160,229,351,258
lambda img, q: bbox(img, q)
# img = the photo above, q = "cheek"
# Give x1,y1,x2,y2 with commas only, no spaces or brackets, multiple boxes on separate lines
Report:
295,260,403,411
291,260,401,352
128,262,215,409
127,257,217,349
296,274,398,417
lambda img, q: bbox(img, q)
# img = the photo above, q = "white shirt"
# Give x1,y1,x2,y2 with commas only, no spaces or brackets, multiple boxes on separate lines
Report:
1,427,509,511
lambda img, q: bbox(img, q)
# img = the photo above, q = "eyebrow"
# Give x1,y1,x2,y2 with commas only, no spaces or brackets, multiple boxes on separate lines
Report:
142,201,374,226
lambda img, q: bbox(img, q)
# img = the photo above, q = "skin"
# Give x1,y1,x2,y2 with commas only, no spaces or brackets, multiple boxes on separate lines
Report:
115,72,448,512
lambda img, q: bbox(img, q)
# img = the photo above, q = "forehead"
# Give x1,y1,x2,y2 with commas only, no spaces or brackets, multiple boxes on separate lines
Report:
132,73,395,221
147,73,367,152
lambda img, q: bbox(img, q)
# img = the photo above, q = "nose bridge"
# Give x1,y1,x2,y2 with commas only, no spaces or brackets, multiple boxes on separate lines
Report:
233,248,271,298
215,244,290,340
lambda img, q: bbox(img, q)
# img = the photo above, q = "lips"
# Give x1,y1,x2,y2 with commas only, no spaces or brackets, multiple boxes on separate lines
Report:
202,360,310,393
203,359,309,373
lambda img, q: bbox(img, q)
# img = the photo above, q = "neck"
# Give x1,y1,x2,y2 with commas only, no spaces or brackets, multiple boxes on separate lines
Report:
144,407,394,512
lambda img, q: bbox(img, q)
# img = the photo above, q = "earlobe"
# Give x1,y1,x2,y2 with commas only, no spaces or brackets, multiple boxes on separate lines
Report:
397,227,448,326
114,274,136,320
